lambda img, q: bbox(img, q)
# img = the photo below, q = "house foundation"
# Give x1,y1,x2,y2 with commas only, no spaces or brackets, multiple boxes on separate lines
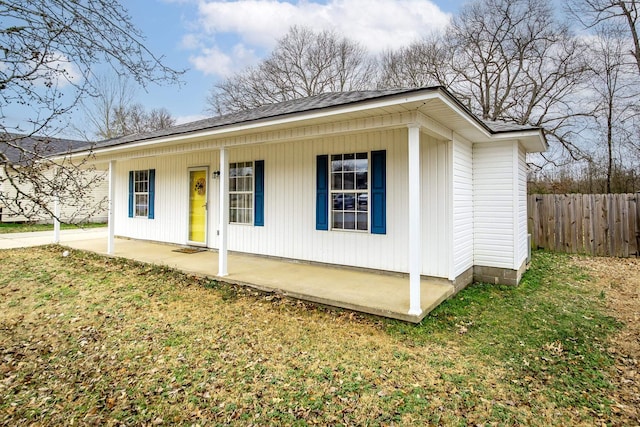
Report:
473,260,528,286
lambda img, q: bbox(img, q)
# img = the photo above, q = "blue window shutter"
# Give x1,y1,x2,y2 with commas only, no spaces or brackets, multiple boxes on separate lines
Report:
128,171,134,218
254,160,264,226
371,150,386,234
316,155,329,230
148,169,155,219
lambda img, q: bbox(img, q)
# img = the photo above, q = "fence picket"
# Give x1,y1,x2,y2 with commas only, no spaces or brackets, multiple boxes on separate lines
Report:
528,193,639,258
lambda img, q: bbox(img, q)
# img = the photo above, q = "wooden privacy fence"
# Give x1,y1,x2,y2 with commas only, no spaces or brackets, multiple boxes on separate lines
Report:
528,193,640,257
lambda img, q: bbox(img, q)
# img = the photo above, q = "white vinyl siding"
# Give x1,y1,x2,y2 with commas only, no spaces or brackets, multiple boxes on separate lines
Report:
421,135,451,278
0,167,108,224
227,130,408,272
473,141,517,269
112,127,527,280
114,129,410,273
451,134,474,278
516,144,528,267
115,152,219,245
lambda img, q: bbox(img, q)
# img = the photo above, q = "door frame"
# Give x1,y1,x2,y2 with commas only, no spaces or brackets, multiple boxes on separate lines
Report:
187,166,209,247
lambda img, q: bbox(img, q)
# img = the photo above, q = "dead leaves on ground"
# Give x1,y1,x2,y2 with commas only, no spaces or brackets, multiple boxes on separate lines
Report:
0,247,638,425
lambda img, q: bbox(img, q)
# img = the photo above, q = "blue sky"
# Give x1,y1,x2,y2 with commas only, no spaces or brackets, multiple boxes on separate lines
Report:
119,0,467,126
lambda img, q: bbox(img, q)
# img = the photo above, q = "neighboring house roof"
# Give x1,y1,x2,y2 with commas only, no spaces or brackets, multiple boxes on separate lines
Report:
1,134,88,165
72,86,546,154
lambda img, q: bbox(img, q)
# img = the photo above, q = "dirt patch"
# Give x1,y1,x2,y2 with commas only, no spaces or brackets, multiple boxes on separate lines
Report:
571,255,640,424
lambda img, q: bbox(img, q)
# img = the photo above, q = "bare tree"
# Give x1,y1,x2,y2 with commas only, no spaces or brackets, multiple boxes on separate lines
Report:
377,35,454,89
569,0,640,74
378,0,590,163
447,0,589,159
73,75,135,140
584,24,639,192
207,26,376,114
110,103,175,137
0,0,182,221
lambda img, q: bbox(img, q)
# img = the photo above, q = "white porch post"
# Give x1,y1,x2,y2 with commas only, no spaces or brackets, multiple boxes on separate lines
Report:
107,160,116,255
218,148,229,277
408,125,422,316
53,193,60,244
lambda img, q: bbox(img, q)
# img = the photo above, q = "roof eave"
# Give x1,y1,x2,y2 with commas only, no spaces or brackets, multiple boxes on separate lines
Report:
71,88,449,159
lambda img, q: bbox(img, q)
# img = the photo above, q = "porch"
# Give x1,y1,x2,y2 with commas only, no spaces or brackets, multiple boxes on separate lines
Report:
65,237,454,323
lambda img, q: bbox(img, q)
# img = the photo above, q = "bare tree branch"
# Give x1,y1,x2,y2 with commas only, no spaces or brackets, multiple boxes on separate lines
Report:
206,26,376,114
0,0,184,222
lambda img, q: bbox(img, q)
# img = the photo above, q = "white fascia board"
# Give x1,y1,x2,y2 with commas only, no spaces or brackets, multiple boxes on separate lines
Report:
434,92,547,153
66,91,444,160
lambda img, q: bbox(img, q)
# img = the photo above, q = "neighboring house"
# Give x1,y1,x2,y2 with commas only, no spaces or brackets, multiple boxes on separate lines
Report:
67,87,547,315
0,134,108,223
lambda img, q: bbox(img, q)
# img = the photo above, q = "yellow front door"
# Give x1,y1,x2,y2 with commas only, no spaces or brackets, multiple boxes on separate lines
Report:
189,169,207,243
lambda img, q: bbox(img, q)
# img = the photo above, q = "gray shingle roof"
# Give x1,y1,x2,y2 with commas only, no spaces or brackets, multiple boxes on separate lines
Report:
85,87,425,151
74,87,542,153
1,134,88,164
481,119,538,133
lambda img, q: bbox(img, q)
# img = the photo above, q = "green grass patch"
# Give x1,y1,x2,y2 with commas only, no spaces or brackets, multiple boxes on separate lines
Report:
0,221,106,234
386,250,621,416
0,247,629,426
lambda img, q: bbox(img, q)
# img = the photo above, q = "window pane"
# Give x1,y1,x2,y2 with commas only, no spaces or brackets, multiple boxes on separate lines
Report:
332,193,341,210
344,194,355,211
246,209,253,224
343,153,355,171
135,194,148,217
343,172,355,190
344,212,356,229
357,212,368,230
332,211,343,229
331,155,342,172
331,173,342,191
356,172,367,190
355,157,368,172
357,194,368,211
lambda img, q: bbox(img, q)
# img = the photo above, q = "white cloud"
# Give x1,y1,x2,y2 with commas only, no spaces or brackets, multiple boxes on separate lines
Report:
186,0,450,77
189,43,259,76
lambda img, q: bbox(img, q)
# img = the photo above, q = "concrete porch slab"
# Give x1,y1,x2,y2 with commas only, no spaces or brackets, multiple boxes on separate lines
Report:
64,237,455,323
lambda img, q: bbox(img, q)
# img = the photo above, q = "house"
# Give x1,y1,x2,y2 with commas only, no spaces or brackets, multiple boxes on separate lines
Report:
66,87,547,318
0,134,108,224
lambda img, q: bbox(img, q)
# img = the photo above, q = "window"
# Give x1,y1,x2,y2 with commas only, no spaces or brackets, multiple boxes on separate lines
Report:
133,170,149,217
229,161,253,224
316,151,385,234
128,169,155,219
330,153,368,231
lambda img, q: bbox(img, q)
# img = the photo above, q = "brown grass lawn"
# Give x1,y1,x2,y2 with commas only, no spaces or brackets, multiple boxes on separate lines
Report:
0,246,638,426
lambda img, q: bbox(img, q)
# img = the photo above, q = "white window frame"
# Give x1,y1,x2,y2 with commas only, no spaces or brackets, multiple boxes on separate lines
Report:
133,170,149,218
330,152,369,232
229,161,254,225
